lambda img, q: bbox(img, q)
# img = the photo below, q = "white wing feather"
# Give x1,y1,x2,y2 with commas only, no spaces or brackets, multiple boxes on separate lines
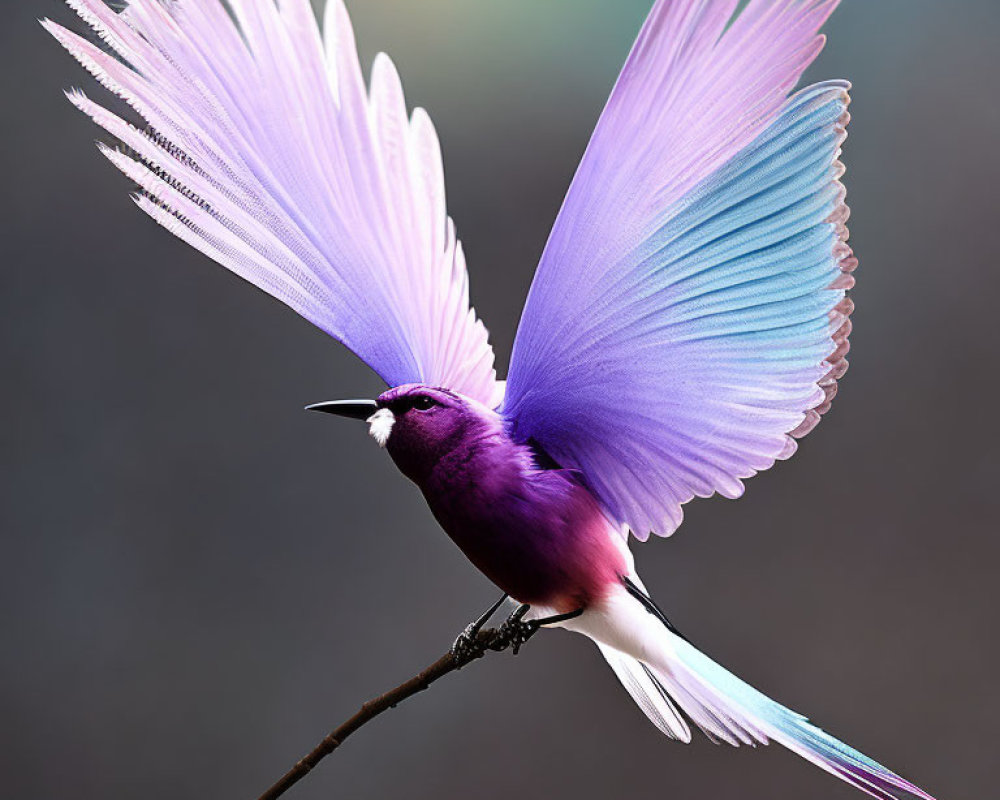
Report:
46,0,500,405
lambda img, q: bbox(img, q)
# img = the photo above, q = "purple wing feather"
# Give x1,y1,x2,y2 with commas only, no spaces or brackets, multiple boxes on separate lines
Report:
505,0,852,538
45,0,500,407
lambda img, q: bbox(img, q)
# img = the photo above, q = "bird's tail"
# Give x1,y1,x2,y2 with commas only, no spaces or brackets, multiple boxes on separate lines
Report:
570,582,937,800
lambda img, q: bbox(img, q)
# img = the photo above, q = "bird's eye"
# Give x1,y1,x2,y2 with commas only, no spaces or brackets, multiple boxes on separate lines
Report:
412,395,437,411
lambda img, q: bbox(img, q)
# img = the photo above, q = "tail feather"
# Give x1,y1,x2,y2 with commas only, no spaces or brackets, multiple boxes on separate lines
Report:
659,635,936,800
576,584,937,800
598,644,690,742
658,663,765,746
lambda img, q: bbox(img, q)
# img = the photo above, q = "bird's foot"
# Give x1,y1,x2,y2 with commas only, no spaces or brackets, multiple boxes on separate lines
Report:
454,600,586,660
450,594,509,665
450,621,488,662
489,605,540,656
489,604,587,655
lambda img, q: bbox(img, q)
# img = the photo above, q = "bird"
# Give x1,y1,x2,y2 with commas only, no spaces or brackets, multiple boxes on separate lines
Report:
46,1,937,798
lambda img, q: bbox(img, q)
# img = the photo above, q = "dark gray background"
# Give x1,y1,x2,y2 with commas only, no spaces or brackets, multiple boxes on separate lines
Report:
4,1,997,798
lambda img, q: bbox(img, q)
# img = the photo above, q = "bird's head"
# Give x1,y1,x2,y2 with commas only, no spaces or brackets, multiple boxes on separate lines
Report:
307,384,496,483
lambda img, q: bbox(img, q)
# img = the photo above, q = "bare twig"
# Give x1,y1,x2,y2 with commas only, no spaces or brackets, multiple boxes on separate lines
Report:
256,627,507,800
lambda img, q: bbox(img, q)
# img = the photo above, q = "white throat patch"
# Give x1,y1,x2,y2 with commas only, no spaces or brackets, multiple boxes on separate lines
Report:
366,408,394,448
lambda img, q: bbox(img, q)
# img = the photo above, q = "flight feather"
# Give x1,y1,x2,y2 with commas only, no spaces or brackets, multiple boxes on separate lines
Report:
45,0,500,407
505,0,853,538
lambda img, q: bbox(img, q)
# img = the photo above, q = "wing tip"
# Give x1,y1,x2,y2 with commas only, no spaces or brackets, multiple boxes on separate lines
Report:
784,84,855,444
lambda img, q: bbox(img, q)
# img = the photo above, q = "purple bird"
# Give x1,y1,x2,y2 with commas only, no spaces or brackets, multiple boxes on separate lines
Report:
48,1,936,798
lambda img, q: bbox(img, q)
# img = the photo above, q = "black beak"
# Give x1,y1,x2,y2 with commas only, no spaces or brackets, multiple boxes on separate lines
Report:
304,399,378,420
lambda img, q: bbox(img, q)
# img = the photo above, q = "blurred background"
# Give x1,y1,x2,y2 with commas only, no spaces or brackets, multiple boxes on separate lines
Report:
3,1,998,798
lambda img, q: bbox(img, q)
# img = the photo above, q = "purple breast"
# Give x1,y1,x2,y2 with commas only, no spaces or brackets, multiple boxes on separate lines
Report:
422,437,626,611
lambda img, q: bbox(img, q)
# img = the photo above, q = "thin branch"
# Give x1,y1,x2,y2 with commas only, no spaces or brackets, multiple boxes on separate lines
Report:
255,627,508,800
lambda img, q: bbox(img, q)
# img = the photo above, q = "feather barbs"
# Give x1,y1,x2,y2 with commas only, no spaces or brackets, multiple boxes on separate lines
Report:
45,0,501,408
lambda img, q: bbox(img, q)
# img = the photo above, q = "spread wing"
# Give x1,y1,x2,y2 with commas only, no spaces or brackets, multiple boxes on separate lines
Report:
504,0,853,538
46,0,500,407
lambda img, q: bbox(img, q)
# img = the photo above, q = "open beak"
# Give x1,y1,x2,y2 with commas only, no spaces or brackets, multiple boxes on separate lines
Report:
304,399,378,420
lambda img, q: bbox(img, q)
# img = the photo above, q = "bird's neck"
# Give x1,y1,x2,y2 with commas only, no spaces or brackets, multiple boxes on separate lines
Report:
427,426,531,495
386,409,514,487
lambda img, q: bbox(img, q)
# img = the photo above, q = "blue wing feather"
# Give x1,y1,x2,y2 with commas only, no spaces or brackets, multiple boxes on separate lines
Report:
505,81,854,538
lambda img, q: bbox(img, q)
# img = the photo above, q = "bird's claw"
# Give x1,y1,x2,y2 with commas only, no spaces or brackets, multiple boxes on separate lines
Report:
494,618,540,655
451,610,536,660
451,593,510,665
488,604,539,655
453,599,576,661
450,623,486,662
